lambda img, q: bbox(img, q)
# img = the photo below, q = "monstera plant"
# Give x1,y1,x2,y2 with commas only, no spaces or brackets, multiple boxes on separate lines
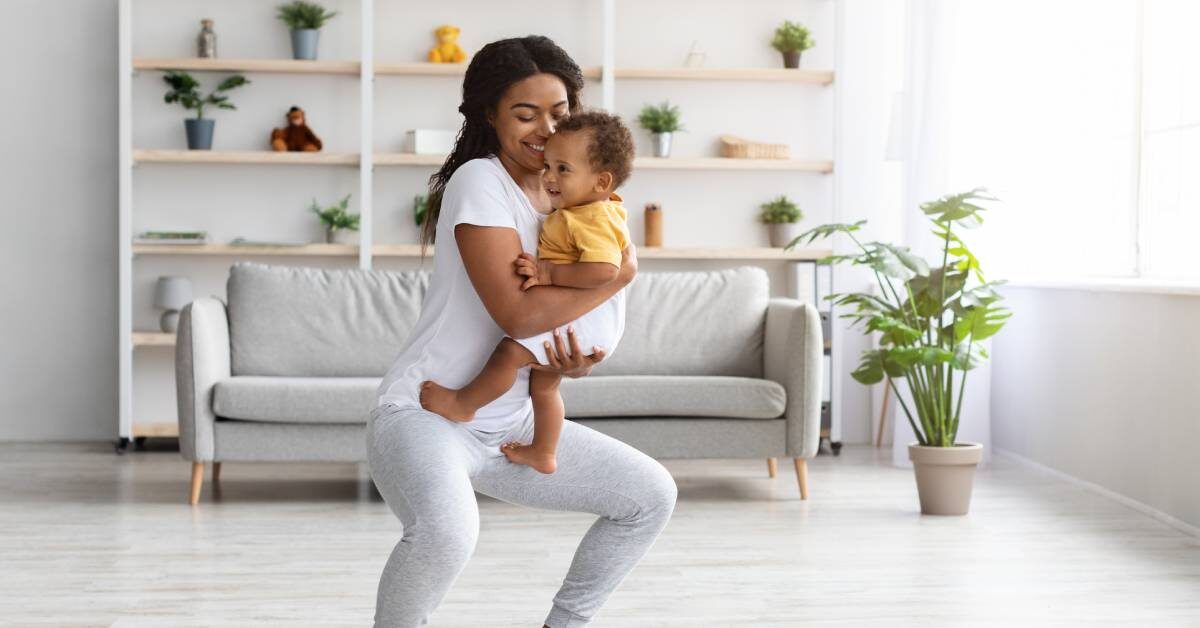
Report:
789,189,1010,515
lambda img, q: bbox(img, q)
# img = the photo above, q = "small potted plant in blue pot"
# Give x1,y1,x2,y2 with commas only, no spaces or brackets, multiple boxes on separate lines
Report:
162,71,249,150
277,1,339,60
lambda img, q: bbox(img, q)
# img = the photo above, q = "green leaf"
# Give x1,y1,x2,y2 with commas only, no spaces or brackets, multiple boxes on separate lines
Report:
951,341,988,370
907,267,968,317
852,349,907,384
790,220,867,249
954,303,1011,343
877,243,930,276
866,315,922,345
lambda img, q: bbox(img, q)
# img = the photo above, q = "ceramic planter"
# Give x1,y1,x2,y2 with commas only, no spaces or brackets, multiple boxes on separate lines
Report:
652,132,673,158
782,51,802,69
290,28,320,60
908,442,983,515
767,222,801,248
184,118,214,150
326,226,359,245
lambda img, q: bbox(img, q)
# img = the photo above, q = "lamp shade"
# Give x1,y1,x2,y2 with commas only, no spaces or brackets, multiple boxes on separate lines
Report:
153,276,193,310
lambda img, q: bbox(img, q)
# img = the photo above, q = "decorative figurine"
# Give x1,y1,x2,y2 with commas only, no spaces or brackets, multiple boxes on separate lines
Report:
197,19,217,58
427,25,467,63
270,106,322,152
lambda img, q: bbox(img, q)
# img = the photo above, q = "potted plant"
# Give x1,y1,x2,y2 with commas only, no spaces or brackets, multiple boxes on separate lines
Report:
759,195,803,247
771,20,815,69
637,101,684,158
277,1,339,60
790,189,1010,515
311,195,359,244
162,71,249,150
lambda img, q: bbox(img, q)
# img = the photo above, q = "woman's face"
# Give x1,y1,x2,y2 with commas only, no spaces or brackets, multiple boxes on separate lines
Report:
488,73,571,175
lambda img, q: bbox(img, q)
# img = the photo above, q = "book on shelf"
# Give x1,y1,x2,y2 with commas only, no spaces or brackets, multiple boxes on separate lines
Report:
134,230,208,245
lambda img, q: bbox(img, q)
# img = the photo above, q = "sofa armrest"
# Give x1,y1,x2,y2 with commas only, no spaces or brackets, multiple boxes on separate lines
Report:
174,297,230,462
764,298,823,459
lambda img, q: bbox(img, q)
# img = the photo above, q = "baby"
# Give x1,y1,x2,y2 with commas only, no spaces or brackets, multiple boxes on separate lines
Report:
420,110,635,474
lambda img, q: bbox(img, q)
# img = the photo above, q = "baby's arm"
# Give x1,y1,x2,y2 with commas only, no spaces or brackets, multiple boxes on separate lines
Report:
516,254,618,290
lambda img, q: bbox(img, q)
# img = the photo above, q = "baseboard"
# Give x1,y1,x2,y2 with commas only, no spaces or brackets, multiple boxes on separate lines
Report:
995,448,1200,539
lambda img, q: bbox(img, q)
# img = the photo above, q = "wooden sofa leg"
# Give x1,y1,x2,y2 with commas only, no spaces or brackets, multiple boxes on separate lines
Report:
212,462,222,483
793,458,809,500
767,458,777,478
190,462,204,505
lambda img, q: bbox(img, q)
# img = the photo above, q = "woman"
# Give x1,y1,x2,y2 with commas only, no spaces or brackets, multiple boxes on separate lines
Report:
367,36,678,628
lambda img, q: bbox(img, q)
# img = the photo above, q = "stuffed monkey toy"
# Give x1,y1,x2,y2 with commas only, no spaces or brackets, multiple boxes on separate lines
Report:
270,106,322,152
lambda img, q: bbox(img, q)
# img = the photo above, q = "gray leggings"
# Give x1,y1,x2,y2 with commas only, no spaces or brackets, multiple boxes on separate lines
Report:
366,403,678,628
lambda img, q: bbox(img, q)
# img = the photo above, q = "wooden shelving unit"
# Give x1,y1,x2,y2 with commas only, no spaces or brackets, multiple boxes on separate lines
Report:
132,331,175,347
614,67,834,84
133,57,360,75
376,61,603,80
134,149,359,166
138,150,832,173
133,242,830,261
133,243,359,256
118,0,845,450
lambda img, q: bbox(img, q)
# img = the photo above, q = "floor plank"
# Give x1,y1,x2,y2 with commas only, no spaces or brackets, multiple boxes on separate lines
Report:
1,443,1197,626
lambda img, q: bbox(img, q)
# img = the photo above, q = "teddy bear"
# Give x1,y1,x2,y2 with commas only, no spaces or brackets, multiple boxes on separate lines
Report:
270,106,322,152
427,25,466,63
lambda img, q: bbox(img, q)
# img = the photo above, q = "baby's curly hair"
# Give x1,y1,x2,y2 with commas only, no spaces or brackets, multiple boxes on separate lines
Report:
555,110,635,189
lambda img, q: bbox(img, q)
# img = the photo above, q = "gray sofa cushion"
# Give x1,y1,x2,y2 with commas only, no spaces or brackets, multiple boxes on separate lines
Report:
595,266,769,378
227,262,429,376
214,376,380,424
213,374,786,424
561,375,785,419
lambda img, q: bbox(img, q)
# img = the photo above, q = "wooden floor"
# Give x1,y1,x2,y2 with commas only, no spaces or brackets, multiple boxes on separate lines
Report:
2,442,1198,627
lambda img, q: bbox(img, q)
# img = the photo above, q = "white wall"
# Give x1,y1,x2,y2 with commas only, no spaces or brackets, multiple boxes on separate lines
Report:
2,0,902,441
992,286,1200,529
2,0,120,441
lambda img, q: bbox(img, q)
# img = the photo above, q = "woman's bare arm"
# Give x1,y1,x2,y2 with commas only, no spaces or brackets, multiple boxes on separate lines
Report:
455,223,636,339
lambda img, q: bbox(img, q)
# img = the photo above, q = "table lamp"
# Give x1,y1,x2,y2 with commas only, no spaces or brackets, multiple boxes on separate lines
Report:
154,276,193,333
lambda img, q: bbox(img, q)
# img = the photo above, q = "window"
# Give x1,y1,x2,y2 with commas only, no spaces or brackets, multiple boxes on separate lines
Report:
928,0,1197,282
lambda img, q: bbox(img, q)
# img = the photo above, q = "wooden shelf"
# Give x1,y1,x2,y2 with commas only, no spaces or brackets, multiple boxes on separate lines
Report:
133,242,827,261
134,57,360,75
133,422,179,438
373,153,832,173
638,246,830,261
373,153,445,166
133,243,359,256
375,62,602,79
635,157,832,172
614,67,833,84
132,331,175,347
134,149,359,166
132,58,824,84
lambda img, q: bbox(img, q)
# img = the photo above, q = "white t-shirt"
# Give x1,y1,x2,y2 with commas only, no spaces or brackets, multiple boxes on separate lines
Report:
375,156,546,433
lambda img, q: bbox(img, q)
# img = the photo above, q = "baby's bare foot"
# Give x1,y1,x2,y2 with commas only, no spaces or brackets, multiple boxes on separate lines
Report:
500,441,557,474
419,381,475,422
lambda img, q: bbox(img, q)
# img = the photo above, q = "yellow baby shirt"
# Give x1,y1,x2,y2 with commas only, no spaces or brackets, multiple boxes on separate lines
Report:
537,193,630,267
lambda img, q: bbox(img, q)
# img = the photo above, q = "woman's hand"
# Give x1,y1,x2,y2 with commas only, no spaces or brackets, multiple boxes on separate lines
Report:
531,325,607,379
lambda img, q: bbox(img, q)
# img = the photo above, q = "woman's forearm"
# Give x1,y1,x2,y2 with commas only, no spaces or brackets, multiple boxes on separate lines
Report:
456,224,636,339
509,282,619,339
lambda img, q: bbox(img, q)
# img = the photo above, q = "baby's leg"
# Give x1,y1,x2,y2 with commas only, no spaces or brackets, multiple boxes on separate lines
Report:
501,370,563,474
420,338,535,422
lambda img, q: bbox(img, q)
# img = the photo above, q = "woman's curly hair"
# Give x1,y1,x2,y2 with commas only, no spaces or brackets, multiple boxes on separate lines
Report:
421,36,584,249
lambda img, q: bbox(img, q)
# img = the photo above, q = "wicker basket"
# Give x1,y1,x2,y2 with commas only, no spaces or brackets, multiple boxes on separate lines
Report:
719,134,791,160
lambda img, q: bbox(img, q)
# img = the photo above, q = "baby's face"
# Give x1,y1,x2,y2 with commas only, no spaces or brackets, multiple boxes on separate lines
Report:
541,130,606,210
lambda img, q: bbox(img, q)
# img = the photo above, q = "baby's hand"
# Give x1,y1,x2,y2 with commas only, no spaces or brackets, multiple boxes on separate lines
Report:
514,252,554,290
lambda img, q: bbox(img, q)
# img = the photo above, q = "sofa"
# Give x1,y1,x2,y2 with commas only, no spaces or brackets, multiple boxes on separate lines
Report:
176,262,823,505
